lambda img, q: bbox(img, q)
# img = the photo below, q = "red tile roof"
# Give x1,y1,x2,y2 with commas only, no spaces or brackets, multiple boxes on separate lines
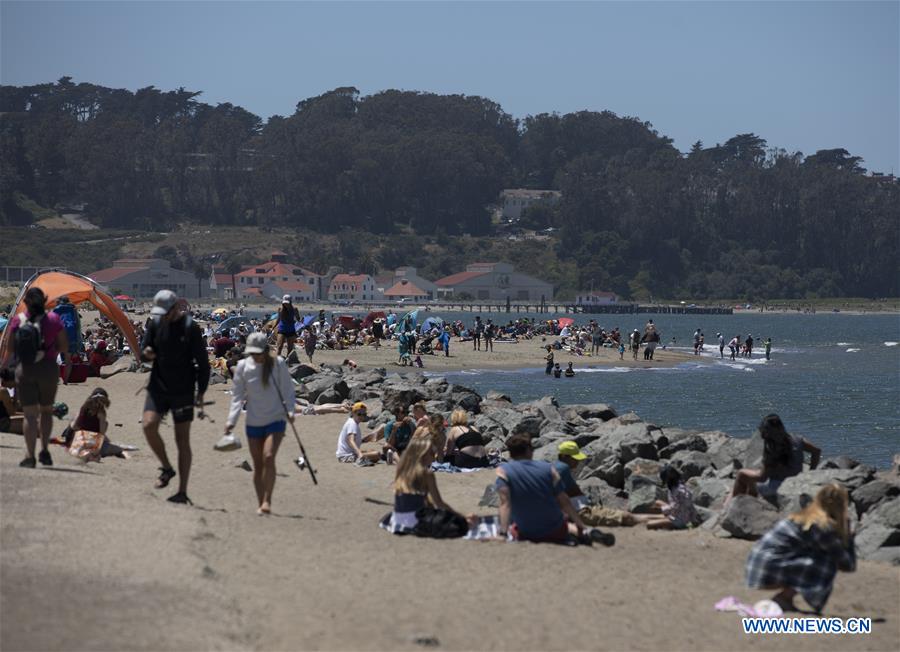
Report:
89,266,146,283
434,270,489,287
238,261,317,278
384,280,428,297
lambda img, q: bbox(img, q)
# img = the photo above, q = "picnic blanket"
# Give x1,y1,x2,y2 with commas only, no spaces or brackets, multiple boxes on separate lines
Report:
379,513,502,541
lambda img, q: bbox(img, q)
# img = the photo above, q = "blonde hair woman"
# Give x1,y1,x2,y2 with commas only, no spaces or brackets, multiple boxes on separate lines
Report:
379,437,476,536
445,408,488,468
745,484,855,613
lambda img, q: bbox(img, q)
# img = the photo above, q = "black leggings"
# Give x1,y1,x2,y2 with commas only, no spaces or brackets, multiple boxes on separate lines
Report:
454,451,490,469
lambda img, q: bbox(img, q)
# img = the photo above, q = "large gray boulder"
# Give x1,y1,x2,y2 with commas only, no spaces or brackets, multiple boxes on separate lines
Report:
580,453,625,489
851,480,900,518
315,388,343,405
559,403,617,422
289,363,319,382
658,434,709,459
531,431,570,449
472,414,507,446
484,390,511,403
627,475,666,513
480,406,542,438
688,477,731,508
531,443,559,463
579,477,628,510
777,467,877,513
820,455,862,470
624,458,663,481
381,383,427,413
449,385,482,413
297,373,342,402
718,495,780,540
669,450,714,481
589,421,658,463
479,483,500,508
856,498,900,562
703,432,751,470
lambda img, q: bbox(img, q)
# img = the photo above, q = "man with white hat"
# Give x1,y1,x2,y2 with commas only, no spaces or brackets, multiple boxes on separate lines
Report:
141,289,210,505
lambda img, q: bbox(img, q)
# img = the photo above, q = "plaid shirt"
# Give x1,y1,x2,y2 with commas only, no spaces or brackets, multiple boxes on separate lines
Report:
746,518,856,612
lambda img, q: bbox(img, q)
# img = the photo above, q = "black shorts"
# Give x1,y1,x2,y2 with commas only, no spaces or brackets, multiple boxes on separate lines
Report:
144,393,195,423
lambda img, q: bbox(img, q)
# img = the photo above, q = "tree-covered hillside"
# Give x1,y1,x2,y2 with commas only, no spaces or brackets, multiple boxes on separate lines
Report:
1,79,897,298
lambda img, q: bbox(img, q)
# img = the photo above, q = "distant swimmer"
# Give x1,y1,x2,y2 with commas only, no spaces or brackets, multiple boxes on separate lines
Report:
564,362,575,377
553,363,562,378
717,333,725,358
764,338,772,360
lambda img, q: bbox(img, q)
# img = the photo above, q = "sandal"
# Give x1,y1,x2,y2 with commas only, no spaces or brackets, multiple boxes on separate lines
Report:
167,492,193,505
19,457,36,469
155,466,176,489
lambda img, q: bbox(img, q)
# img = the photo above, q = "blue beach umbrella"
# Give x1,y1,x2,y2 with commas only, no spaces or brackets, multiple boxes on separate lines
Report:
401,309,419,331
0,316,7,332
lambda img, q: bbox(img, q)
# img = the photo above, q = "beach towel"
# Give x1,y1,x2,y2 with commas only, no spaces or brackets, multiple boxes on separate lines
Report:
380,513,504,540
714,596,784,618
430,461,486,473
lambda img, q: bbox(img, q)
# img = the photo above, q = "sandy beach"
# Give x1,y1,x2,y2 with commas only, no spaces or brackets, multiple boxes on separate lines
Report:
1,368,898,652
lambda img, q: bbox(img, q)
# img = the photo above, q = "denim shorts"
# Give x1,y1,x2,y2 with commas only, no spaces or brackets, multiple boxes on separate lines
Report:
246,420,286,439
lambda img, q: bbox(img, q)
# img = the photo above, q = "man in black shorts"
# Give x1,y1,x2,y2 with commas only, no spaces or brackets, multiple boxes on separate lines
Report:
141,290,210,504
472,316,483,351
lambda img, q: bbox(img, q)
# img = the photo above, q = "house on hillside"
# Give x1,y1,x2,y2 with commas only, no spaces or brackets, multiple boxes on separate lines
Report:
89,259,209,299
328,274,380,302
434,262,553,301
235,252,323,301
500,189,561,221
576,292,619,306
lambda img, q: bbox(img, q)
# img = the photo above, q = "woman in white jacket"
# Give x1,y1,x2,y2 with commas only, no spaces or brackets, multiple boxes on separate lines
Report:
222,332,295,514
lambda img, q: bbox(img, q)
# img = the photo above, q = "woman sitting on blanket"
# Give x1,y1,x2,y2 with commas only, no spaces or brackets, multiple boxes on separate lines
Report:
380,436,477,536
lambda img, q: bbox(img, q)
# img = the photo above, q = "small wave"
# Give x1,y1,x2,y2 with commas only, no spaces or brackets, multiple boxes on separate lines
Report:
837,342,852,346
846,348,861,353
576,366,635,374
885,342,898,347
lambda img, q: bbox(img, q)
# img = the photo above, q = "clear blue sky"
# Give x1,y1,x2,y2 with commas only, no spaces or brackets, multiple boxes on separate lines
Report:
2,1,898,172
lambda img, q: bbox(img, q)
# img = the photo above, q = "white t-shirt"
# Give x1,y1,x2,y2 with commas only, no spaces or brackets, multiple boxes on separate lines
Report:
336,417,362,457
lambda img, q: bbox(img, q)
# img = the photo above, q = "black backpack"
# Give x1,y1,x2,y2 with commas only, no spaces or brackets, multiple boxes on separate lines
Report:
413,507,468,539
15,314,46,365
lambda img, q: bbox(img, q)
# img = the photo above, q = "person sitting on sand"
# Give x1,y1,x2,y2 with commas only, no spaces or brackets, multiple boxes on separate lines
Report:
564,362,575,377
377,405,416,461
65,388,133,460
495,434,614,546
87,340,116,377
336,402,382,466
553,441,588,508
379,436,477,536
631,465,698,529
0,368,23,434
725,414,820,507
745,483,855,614
445,409,489,469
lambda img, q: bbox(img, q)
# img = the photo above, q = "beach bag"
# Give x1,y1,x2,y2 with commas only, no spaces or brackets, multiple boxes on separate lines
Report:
413,507,468,539
68,430,105,462
14,314,45,365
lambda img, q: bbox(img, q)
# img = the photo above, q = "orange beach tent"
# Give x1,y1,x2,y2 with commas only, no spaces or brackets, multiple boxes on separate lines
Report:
0,270,140,364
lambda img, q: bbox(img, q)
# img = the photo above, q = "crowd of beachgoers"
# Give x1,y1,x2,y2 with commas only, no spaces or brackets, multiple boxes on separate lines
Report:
3,288,895,623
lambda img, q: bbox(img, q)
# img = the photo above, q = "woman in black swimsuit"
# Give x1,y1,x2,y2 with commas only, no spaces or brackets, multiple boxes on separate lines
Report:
445,408,489,468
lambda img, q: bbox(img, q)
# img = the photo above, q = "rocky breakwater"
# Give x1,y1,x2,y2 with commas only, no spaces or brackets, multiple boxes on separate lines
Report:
290,363,900,564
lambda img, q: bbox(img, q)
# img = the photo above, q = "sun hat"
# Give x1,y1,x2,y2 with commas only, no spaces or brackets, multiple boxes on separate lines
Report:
244,332,268,354
151,290,178,316
351,402,368,414
282,294,292,303
558,441,587,460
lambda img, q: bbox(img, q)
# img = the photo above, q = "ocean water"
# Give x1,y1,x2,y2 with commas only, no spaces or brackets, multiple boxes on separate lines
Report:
431,312,900,468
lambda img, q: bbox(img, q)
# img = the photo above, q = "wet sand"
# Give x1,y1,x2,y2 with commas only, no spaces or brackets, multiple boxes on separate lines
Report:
1,369,897,651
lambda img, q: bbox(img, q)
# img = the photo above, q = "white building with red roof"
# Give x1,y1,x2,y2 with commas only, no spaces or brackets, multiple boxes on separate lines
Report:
434,262,553,301
327,273,380,302
235,252,323,301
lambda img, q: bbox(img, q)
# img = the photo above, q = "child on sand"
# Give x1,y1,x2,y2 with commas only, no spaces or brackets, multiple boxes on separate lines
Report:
618,341,625,360
65,388,133,461
745,484,855,613
632,466,698,530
